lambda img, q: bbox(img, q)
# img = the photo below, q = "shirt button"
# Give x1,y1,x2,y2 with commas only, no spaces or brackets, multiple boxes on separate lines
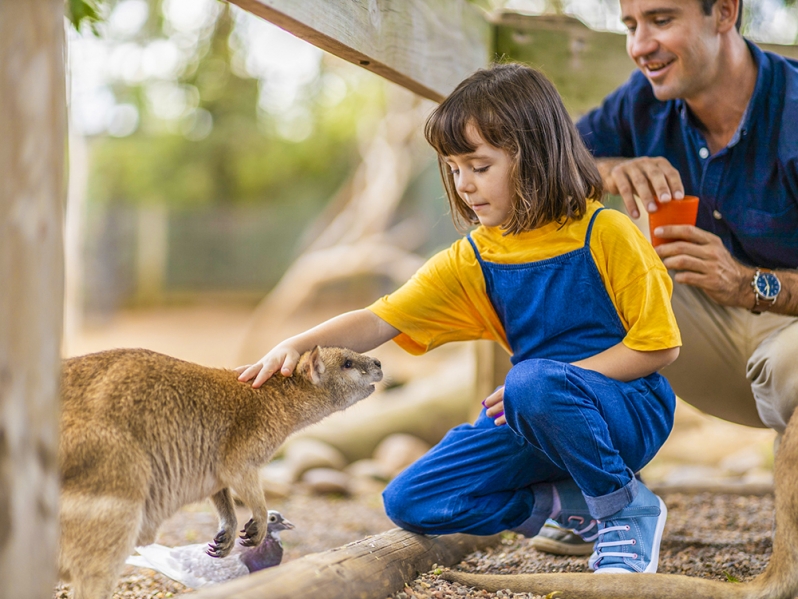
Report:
713,210,723,220
699,147,710,159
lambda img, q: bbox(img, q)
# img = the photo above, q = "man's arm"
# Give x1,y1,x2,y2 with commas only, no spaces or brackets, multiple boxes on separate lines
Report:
655,224,798,316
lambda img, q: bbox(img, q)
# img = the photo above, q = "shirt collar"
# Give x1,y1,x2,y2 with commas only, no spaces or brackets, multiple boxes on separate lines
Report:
675,38,768,148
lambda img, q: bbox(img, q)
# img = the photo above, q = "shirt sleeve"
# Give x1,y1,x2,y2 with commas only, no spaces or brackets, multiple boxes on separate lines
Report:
591,210,682,352
367,240,502,355
576,72,647,159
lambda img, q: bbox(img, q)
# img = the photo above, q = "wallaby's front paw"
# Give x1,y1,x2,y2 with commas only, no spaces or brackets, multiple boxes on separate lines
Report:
206,528,235,558
239,517,264,547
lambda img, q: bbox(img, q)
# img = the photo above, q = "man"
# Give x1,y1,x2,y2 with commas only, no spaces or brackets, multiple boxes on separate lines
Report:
532,0,798,556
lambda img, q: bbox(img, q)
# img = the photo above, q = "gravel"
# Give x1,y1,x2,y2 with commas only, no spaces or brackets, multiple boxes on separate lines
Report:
53,491,774,599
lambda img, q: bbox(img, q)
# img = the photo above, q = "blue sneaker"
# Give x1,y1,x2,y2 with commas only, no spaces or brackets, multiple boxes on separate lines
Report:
591,484,667,574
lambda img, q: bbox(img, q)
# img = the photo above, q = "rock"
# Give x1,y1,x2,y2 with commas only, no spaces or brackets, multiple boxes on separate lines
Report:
719,446,768,476
742,468,774,485
258,461,294,498
346,458,392,482
302,468,352,495
284,438,348,479
373,433,431,477
349,476,387,496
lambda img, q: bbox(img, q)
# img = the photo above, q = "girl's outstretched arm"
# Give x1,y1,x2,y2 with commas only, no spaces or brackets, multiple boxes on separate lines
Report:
235,309,399,388
571,343,679,382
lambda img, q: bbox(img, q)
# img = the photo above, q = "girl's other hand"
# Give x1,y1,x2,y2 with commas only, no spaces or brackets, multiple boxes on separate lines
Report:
235,345,301,388
482,385,506,426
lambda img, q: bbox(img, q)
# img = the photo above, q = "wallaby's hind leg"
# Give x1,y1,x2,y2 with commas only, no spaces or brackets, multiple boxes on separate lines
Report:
59,492,144,599
230,468,269,547
208,487,238,557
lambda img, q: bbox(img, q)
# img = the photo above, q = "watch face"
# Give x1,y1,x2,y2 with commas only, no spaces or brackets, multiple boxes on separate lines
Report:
756,272,781,299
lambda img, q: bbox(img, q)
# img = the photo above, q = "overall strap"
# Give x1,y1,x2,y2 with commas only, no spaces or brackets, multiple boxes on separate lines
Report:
466,234,485,264
584,207,605,247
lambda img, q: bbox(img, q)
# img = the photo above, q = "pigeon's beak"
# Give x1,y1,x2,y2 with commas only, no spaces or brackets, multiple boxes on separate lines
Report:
282,519,295,530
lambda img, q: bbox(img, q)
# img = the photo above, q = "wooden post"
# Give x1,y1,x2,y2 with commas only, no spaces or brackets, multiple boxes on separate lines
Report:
0,1,65,596
226,0,493,102
192,529,501,599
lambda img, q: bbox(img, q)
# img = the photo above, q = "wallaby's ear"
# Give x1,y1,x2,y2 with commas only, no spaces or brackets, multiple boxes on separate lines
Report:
307,346,325,385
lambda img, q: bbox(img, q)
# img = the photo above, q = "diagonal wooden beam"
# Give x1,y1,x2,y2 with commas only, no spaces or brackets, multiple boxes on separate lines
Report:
191,528,501,599
226,0,493,102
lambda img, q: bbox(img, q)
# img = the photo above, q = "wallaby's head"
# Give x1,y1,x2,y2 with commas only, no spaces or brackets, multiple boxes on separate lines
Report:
295,346,383,410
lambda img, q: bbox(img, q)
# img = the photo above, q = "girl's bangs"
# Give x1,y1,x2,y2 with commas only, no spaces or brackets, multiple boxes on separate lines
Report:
425,105,480,157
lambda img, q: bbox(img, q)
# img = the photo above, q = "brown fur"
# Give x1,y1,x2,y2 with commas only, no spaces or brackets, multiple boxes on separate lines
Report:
443,411,798,599
57,346,382,599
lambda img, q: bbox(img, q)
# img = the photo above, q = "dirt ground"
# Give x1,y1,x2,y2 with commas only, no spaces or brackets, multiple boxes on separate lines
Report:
55,303,780,598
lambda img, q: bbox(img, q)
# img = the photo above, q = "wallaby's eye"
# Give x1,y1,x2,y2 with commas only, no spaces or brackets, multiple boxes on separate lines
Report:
343,359,353,369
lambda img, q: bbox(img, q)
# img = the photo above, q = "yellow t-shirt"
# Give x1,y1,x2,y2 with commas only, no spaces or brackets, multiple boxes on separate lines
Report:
368,201,681,357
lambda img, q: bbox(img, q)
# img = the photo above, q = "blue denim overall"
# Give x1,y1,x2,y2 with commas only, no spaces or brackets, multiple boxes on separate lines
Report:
383,209,675,535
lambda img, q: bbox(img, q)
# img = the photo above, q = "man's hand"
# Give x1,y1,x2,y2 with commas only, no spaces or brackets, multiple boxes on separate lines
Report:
655,224,753,308
482,386,506,426
597,157,685,218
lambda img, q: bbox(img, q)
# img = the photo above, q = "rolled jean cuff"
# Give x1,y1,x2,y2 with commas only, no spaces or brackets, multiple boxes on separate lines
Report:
509,484,553,537
585,472,638,520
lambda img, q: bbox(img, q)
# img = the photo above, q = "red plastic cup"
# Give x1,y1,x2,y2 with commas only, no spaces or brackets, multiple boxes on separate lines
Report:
648,195,700,247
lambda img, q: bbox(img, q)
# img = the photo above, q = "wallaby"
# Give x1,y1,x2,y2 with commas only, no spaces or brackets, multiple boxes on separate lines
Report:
443,411,798,599
57,346,382,599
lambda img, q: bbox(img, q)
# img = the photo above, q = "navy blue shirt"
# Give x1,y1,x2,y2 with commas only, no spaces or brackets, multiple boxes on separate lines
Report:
576,41,798,269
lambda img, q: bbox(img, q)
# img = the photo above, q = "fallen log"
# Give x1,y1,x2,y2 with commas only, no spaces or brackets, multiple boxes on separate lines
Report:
192,528,501,599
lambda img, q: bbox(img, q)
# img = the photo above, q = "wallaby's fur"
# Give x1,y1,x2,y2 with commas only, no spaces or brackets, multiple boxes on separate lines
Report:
58,346,382,599
443,411,798,599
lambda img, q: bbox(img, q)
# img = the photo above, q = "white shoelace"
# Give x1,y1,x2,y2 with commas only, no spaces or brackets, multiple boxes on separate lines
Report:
566,516,599,542
595,524,638,559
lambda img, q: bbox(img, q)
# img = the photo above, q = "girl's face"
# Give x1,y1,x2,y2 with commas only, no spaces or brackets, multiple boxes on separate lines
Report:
443,124,515,228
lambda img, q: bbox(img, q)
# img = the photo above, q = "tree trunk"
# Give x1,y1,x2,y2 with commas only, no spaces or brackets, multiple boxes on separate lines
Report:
0,2,66,596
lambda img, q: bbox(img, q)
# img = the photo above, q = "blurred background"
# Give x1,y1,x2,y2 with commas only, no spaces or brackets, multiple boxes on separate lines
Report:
63,0,797,485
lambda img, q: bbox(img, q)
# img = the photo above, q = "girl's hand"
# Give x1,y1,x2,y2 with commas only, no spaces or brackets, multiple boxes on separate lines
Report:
482,386,506,426
235,345,301,388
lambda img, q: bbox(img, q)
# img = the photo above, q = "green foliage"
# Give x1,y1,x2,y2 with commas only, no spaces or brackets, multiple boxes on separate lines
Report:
65,0,105,34
88,2,381,209
724,570,742,583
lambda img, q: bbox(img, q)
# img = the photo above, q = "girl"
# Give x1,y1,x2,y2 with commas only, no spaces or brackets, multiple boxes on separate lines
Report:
237,63,681,575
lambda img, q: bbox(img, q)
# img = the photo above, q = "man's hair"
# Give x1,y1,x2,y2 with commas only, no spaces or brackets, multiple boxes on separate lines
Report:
700,0,743,31
424,63,603,235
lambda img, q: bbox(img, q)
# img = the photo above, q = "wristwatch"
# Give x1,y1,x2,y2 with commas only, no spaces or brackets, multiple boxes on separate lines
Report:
751,268,781,314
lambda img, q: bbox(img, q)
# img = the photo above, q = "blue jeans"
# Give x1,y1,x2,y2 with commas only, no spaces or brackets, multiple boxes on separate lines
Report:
383,359,674,535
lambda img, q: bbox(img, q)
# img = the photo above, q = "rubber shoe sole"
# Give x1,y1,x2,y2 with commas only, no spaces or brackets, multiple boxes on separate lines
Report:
530,524,595,556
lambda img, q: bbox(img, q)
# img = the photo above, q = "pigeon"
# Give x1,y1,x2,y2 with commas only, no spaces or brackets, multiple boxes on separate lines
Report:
125,510,294,588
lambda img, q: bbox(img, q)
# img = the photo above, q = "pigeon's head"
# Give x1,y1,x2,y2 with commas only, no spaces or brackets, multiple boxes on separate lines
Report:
267,510,295,534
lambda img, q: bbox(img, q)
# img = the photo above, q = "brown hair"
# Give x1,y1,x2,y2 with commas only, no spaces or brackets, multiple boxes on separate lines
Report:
425,63,603,234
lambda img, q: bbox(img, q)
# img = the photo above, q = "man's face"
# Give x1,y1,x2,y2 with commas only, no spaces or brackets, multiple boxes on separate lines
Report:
620,0,722,101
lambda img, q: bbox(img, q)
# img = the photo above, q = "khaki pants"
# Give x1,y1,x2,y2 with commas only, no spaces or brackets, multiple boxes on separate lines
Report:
661,282,798,433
